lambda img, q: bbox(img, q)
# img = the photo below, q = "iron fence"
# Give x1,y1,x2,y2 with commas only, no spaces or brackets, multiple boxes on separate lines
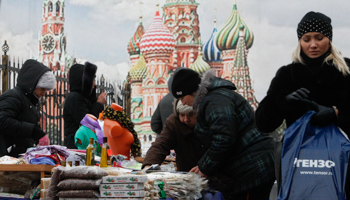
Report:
0,41,125,145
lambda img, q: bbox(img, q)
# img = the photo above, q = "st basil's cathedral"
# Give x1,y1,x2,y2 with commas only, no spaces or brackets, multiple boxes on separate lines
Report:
126,0,259,153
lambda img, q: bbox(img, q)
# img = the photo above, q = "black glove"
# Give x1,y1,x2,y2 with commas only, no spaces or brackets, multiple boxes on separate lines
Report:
310,102,337,127
285,88,311,104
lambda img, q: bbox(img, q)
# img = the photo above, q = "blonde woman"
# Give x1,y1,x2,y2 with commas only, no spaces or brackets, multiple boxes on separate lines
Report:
255,11,350,198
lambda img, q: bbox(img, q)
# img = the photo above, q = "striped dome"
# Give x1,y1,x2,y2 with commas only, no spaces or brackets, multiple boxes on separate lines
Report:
140,11,176,55
129,55,147,81
164,0,198,6
190,53,211,75
216,2,254,51
203,27,222,62
127,20,145,55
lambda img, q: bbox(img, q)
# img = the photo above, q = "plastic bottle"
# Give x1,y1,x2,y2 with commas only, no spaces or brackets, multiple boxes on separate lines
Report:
86,138,95,166
68,161,72,167
100,137,108,167
61,160,66,167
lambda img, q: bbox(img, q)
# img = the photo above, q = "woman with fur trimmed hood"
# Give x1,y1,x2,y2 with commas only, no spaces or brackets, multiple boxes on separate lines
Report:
63,62,107,149
0,59,55,157
142,99,205,172
170,68,275,200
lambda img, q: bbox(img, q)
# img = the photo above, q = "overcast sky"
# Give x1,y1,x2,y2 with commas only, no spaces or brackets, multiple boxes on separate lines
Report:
1,0,350,101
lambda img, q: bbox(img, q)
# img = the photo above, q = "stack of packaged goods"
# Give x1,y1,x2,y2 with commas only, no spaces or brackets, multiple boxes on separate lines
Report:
46,166,108,200
147,172,208,200
99,175,156,199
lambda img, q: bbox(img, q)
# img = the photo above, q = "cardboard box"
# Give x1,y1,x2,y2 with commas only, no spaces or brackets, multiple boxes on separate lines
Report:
99,183,144,191
102,175,148,183
100,190,145,197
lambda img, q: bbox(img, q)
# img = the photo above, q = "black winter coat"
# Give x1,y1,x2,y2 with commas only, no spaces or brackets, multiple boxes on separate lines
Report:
63,64,104,149
256,59,350,136
0,60,49,157
255,58,350,198
193,70,275,195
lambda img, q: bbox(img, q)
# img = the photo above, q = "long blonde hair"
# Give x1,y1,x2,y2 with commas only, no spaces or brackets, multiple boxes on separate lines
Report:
292,41,350,76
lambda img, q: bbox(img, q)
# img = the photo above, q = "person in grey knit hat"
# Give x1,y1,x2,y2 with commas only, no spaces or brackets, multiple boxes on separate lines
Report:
0,59,55,157
36,71,56,90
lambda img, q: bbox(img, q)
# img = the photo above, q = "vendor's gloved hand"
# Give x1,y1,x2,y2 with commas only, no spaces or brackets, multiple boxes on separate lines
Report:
38,135,50,146
285,88,311,104
310,102,337,127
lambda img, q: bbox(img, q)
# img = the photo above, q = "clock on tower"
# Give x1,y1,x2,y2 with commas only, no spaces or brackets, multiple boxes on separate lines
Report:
38,0,67,72
41,34,56,53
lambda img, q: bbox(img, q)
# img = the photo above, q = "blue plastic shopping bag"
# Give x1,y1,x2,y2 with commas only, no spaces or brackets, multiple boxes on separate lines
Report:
278,111,350,200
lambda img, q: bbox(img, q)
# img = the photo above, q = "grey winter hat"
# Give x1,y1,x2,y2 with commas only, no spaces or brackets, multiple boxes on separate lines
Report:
297,11,332,41
36,71,56,90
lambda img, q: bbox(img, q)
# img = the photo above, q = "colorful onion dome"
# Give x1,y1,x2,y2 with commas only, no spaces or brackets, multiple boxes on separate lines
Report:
140,11,176,55
190,51,211,75
163,0,198,7
129,55,147,81
203,26,222,62
216,2,254,51
127,19,145,56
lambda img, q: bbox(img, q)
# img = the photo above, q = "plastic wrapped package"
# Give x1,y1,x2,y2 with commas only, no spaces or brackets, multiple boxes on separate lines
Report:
47,166,64,200
60,166,108,179
56,190,99,198
57,178,101,190
41,177,51,190
147,172,207,200
46,166,108,200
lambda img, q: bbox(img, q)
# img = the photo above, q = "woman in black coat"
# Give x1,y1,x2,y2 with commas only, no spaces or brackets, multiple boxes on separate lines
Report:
0,59,55,157
255,11,350,198
63,62,107,149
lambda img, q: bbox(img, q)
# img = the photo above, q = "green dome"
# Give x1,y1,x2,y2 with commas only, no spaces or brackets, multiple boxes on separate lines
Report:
190,53,211,75
216,2,254,51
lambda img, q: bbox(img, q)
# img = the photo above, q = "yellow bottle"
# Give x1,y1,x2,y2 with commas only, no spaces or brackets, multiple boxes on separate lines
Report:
86,138,95,166
100,137,108,168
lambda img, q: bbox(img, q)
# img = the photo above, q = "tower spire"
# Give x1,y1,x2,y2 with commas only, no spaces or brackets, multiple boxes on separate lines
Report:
214,8,217,28
139,0,143,22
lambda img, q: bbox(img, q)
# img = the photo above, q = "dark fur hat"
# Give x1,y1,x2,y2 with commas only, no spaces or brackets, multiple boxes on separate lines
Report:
82,62,97,96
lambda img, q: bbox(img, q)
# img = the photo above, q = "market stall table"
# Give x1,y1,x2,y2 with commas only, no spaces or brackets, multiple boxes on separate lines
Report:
0,164,54,198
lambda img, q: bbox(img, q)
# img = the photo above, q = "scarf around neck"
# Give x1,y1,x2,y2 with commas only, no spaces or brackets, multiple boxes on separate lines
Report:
101,106,142,157
80,114,104,145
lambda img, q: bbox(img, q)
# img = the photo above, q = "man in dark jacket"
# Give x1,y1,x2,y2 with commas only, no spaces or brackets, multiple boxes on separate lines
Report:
63,62,107,149
0,59,55,157
171,68,275,200
143,99,205,171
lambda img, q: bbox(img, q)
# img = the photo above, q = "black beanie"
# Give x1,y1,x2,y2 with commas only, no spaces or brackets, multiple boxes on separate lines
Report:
171,68,201,98
297,11,332,41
